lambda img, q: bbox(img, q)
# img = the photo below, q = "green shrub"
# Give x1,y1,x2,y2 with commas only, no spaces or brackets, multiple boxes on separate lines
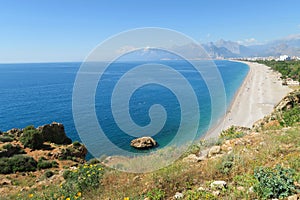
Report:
254,165,296,199
23,125,35,131
72,141,81,147
217,153,234,175
61,164,104,197
185,189,217,200
37,157,58,169
0,155,37,174
145,188,165,200
280,106,300,126
44,170,54,178
20,127,44,150
87,158,101,165
0,136,13,142
220,126,245,140
0,143,25,157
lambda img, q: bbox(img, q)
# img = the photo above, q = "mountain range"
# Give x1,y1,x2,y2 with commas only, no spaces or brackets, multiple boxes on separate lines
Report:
201,34,300,58
117,34,300,60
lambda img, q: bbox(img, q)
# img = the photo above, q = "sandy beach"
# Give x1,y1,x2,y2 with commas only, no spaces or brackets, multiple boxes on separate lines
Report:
206,61,292,139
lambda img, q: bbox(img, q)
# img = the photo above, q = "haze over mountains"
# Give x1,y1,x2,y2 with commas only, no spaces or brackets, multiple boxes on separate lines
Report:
117,34,300,61
202,34,300,58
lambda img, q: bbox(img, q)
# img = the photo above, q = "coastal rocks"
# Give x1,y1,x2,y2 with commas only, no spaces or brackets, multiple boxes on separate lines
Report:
208,146,221,158
130,137,157,149
37,122,72,145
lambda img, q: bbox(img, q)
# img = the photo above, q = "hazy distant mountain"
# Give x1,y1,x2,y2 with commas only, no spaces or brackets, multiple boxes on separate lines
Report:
117,34,300,60
202,34,300,58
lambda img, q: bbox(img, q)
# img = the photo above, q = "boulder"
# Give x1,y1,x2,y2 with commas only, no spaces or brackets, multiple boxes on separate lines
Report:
130,137,157,149
287,194,298,200
208,146,221,158
210,180,227,189
174,192,184,199
0,178,12,186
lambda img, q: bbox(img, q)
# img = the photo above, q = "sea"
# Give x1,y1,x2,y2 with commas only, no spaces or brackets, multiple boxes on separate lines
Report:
0,60,249,159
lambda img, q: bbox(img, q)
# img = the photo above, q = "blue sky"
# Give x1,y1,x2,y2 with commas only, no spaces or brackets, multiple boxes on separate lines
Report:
0,0,300,62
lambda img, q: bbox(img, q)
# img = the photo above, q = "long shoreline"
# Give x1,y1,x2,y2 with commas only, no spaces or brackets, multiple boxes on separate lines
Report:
204,60,292,140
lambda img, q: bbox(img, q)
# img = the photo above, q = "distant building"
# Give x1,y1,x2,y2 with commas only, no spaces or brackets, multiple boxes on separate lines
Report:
278,55,291,61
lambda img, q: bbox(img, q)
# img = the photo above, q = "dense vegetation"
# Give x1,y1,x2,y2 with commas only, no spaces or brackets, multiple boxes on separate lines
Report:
256,60,300,81
20,126,44,150
0,155,37,174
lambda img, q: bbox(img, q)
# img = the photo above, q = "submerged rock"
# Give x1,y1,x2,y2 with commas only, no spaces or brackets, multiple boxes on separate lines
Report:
130,137,157,149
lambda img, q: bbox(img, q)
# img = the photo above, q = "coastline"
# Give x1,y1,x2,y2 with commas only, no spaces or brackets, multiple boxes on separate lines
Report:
204,60,292,139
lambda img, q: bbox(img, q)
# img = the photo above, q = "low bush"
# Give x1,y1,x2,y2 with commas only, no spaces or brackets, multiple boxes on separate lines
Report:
37,157,58,169
0,143,25,157
72,141,81,147
217,153,235,175
220,126,245,140
0,155,37,174
20,126,44,150
254,165,296,199
145,188,165,200
0,136,14,142
44,170,54,178
280,106,300,126
61,164,104,198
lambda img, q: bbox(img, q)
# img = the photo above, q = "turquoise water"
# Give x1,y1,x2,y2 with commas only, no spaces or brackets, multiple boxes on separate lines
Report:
0,60,248,158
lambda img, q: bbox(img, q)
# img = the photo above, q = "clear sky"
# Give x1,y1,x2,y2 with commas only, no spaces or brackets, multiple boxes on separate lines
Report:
1,0,300,62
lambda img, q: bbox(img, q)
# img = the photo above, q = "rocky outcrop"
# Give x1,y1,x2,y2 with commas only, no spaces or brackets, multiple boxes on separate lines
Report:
275,90,300,111
130,137,157,149
52,142,87,162
37,122,72,144
6,128,22,137
253,89,300,130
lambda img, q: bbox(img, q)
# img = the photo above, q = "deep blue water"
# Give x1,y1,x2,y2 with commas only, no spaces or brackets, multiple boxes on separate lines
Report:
0,60,248,158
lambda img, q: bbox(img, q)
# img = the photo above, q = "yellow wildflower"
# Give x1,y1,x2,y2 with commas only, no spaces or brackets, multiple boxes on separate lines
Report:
28,194,34,198
77,192,82,197
66,198,71,200
124,197,130,200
